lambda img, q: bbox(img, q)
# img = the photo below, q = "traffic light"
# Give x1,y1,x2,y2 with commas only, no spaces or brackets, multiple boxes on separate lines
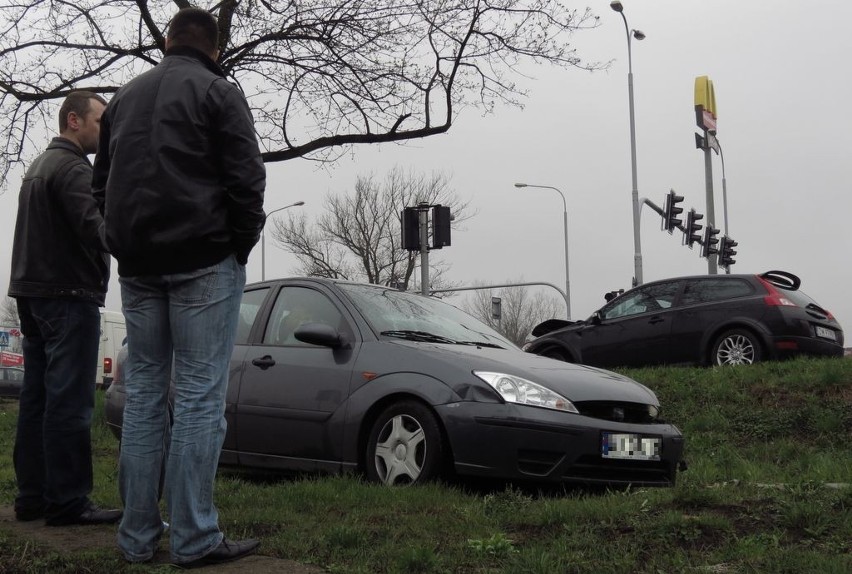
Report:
401,207,420,251
701,225,720,258
719,236,738,268
684,209,704,248
662,190,684,233
431,205,451,249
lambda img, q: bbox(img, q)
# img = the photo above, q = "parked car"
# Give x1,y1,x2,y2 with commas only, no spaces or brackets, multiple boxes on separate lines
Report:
526,270,844,368
105,278,685,487
0,365,25,398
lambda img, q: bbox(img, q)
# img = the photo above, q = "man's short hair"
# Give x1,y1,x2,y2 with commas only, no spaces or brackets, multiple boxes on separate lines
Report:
58,91,108,132
167,7,219,56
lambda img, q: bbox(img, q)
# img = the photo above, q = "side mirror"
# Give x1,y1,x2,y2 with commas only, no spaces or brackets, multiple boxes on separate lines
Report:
294,322,349,349
590,312,602,325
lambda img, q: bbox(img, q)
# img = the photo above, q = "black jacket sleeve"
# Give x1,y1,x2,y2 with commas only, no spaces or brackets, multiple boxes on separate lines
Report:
212,81,266,265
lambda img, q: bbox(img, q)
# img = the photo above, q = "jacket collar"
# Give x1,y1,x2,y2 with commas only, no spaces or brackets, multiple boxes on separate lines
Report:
47,137,85,157
164,45,226,78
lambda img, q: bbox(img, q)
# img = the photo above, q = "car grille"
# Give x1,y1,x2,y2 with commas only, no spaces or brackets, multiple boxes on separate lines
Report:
573,401,658,423
563,455,673,486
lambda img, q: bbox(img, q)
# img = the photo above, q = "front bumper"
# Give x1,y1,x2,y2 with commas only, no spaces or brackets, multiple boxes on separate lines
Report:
436,402,684,487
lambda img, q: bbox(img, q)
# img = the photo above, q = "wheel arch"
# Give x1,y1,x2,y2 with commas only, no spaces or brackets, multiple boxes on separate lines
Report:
355,392,454,475
702,319,774,365
527,339,579,363
341,372,458,472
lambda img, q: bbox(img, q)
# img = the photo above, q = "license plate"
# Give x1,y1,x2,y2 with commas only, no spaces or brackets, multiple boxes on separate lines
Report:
601,433,661,461
815,326,836,340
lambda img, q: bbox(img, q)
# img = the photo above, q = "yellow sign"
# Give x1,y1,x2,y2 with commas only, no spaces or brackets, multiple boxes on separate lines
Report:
694,76,717,134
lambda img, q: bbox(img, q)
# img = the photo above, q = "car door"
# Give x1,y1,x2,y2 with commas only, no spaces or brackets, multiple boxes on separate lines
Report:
581,280,682,367
234,284,358,469
669,277,757,363
222,285,272,464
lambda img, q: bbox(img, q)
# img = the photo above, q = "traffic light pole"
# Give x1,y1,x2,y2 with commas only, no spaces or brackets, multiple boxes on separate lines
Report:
703,144,718,274
419,204,430,296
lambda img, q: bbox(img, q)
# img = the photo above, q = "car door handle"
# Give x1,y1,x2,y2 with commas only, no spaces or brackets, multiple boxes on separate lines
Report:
251,355,276,369
648,317,665,324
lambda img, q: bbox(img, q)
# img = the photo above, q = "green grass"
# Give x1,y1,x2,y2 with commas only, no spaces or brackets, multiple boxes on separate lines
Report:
1,356,850,573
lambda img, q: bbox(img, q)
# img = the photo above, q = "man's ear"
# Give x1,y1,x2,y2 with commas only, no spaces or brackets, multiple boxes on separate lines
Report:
66,112,80,131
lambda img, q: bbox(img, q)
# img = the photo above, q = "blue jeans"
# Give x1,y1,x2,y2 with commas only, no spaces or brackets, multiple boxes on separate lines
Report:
14,298,100,522
117,255,245,563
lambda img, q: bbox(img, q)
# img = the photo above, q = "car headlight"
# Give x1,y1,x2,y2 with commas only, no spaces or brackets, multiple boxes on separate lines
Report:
473,371,579,413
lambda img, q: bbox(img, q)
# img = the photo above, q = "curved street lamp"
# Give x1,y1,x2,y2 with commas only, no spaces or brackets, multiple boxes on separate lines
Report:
611,0,645,286
514,183,571,320
261,201,305,281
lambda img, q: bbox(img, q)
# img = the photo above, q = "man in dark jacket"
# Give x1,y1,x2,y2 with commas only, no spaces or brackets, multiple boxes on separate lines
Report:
92,7,265,568
8,91,122,526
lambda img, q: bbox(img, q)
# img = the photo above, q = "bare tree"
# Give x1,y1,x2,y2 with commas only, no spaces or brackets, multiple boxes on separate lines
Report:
270,166,470,289
0,295,19,326
462,280,562,347
0,0,603,189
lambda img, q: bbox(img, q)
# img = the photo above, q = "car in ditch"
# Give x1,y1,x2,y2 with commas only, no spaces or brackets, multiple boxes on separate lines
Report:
526,270,843,368
105,278,686,487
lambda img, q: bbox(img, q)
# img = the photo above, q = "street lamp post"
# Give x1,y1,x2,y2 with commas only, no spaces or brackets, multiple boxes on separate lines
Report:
261,201,305,281
611,0,645,286
514,183,571,320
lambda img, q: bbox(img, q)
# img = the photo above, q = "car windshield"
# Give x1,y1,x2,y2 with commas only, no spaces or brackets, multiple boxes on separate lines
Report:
337,283,516,349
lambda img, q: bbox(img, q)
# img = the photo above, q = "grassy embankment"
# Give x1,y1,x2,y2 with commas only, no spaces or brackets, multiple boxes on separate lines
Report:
0,356,849,573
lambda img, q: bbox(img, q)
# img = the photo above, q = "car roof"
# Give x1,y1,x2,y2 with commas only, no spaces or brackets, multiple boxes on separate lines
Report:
626,270,800,291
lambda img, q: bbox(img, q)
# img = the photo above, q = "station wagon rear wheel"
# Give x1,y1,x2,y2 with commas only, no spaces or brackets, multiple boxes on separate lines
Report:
712,329,762,366
366,401,444,486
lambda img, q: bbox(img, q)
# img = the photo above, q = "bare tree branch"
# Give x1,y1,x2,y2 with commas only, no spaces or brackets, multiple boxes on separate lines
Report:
0,0,604,191
270,166,471,289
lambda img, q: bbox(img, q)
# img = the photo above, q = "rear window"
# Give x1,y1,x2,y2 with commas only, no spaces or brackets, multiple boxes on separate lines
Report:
778,288,821,309
681,278,753,305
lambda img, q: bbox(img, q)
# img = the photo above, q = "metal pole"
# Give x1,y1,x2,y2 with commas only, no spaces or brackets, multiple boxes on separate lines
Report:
612,5,645,286
419,205,429,296
261,201,305,281
703,143,717,274
513,183,570,319
719,142,729,274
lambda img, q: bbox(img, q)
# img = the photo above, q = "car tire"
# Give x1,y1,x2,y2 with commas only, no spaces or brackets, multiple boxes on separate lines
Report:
365,400,444,486
711,329,762,365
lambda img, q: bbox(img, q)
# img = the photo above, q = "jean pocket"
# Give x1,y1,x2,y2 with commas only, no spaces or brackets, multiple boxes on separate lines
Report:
169,262,221,306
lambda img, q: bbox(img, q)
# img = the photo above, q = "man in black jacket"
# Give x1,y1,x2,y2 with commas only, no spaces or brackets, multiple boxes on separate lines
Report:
92,7,265,568
8,91,122,526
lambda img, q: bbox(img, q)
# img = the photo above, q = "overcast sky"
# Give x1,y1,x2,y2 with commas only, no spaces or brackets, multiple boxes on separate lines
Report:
3,0,852,338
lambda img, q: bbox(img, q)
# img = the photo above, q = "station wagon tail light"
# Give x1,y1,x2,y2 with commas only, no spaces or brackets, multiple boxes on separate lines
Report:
474,371,579,413
759,277,796,307
103,357,113,375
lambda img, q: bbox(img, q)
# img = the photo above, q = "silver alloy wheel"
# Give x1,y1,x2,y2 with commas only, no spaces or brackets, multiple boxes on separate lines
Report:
373,413,426,485
715,333,756,365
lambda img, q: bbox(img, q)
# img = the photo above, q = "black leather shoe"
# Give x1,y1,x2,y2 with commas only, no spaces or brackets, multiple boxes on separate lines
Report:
178,538,260,569
15,507,45,522
46,502,122,526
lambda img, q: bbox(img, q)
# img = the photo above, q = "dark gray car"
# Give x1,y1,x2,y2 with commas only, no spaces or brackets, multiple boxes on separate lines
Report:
526,271,843,368
105,278,685,487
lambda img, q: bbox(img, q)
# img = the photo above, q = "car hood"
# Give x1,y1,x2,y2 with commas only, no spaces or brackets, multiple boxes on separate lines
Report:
384,340,659,406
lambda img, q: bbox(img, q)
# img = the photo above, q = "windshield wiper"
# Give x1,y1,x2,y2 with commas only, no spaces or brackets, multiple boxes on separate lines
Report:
380,330,458,344
454,340,505,349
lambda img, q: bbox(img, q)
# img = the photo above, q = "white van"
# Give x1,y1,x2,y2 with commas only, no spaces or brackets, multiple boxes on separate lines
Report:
97,310,126,389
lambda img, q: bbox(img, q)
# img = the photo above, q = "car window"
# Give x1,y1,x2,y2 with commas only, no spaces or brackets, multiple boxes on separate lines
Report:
602,281,680,320
235,287,270,345
263,286,346,346
681,278,753,305
337,283,515,348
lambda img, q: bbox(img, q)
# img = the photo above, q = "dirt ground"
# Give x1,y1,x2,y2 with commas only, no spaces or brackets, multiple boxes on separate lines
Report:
0,506,325,573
